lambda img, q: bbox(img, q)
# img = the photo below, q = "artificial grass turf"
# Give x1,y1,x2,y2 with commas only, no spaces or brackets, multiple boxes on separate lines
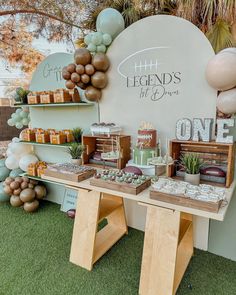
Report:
0,202,236,295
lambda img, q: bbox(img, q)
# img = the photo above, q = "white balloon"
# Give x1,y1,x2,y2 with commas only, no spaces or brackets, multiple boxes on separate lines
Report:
206,48,236,91
217,88,236,114
10,142,32,156
19,154,38,171
12,137,20,143
6,150,13,157
5,155,19,170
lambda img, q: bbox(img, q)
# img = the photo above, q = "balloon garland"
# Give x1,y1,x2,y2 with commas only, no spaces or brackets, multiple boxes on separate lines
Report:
63,50,110,101
63,8,125,102
5,137,39,172
206,48,236,115
7,107,30,129
1,176,47,213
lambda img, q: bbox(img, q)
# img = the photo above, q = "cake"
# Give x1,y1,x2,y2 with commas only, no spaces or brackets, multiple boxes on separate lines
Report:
133,122,158,166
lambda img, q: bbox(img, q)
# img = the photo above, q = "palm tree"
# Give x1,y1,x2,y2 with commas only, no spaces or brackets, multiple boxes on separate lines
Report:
83,0,236,52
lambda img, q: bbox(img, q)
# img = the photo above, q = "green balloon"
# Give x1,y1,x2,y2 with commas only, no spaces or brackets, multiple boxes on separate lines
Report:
87,43,97,52
84,34,92,45
7,119,15,127
102,33,112,46
0,159,6,167
96,44,106,53
0,167,10,181
22,118,29,126
20,110,28,118
10,168,24,177
91,32,103,46
16,108,22,114
96,8,125,38
0,183,10,202
16,122,23,129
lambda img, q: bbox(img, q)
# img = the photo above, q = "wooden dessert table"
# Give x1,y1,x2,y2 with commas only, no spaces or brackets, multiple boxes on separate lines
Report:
42,174,235,295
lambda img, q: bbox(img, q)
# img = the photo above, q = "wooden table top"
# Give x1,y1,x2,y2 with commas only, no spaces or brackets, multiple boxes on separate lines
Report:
42,174,236,222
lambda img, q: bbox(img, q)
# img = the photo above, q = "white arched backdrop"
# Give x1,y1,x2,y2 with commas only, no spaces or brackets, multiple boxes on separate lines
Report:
100,15,217,250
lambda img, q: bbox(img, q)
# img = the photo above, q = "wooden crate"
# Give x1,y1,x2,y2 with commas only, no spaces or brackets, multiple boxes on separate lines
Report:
150,190,222,213
83,134,131,169
169,140,235,188
44,167,96,182
90,178,151,195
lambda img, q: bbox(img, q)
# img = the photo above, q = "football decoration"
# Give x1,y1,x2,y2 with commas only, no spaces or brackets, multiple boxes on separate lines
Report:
2,176,47,213
63,49,110,102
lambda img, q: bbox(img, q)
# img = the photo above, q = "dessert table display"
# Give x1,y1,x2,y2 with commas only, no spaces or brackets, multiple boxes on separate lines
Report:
2,8,236,295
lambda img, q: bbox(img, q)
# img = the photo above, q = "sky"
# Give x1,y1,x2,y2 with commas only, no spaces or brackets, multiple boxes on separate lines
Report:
0,37,73,98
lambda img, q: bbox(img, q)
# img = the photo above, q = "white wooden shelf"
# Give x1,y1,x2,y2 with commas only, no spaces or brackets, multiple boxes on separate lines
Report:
20,141,70,148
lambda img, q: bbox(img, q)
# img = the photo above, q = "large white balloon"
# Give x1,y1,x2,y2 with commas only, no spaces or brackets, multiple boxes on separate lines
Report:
19,154,38,171
96,8,125,39
217,88,236,114
206,48,236,91
5,155,20,170
10,142,32,156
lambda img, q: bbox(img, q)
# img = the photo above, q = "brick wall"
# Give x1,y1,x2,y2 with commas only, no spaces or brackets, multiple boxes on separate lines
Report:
0,107,21,140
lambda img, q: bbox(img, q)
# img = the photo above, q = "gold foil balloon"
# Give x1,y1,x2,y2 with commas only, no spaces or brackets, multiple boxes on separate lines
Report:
85,86,102,101
217,88,236,114
71,72,81,83
74,48,92,65
67,63,76,73
206,48,236,91
81,74,90,84
92,53,110,71
91,71,108,89
10,195,23,207
77,82,86,89
20,188,35,202
76,64,85,75
65,80,76,89
62,66,71,80
85,64,95,75
24,200,39,213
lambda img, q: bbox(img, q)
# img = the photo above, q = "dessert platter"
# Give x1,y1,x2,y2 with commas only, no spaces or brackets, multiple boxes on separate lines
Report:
90,169,151,195
90,122,122,136
150,177,226,212
43,163,96,182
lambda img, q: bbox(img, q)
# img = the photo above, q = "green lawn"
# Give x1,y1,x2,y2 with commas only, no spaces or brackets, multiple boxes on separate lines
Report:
0,201,236,295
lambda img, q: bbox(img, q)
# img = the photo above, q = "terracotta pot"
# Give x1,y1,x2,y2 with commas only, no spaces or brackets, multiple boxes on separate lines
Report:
71,158,82,165
184,173,200,186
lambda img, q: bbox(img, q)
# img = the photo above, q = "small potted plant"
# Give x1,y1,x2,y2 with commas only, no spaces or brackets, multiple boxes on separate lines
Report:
67,142,85,165
72,127,83,143
14,87,30,104
181,153,203,185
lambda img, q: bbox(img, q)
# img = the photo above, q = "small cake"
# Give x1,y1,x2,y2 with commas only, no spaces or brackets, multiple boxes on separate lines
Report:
137,122,157,149
133,122,158,166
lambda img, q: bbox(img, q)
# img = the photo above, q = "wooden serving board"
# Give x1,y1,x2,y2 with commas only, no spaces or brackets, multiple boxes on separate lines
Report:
90,178,151,195
150,190,222,213
44,168,96,182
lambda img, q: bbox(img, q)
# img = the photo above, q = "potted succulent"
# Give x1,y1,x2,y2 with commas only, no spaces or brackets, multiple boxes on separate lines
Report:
72,127,83,143
181,153,203,185
67,143,85,165
14,87,30,104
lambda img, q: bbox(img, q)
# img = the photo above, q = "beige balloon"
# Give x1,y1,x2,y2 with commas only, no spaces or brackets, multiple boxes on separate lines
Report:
206,48,236,91
217,88,236,114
